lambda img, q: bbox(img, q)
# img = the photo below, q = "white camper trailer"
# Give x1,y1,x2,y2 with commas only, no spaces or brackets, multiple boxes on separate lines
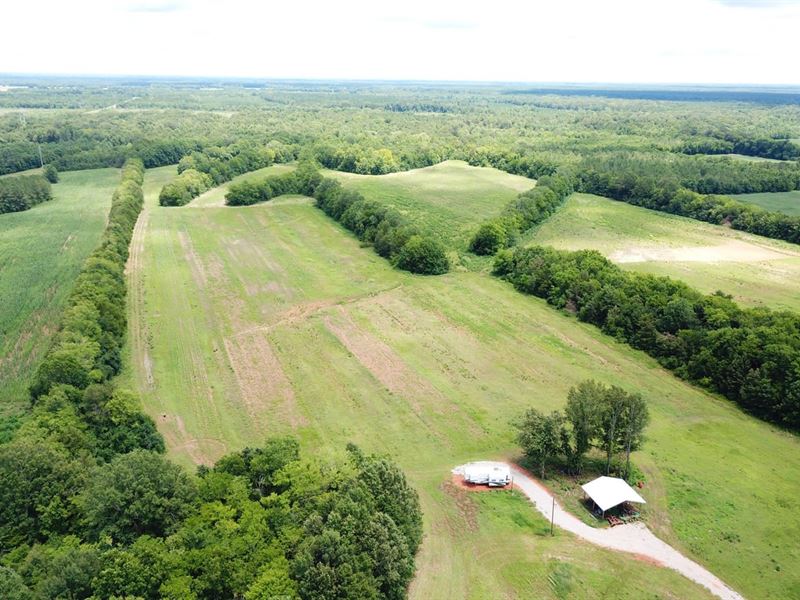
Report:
461,462,512,487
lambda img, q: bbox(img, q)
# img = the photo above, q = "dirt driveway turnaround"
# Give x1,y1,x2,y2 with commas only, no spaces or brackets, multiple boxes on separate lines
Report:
454,462,744,600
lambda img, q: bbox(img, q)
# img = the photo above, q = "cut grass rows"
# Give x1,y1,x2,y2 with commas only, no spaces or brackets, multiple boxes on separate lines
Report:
124,163,800,599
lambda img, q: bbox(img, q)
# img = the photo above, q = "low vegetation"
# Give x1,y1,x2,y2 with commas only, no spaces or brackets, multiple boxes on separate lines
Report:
158,168,212,206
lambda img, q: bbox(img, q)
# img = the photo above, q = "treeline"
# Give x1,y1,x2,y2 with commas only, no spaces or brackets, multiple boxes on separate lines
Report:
0,174,52,214
27,159,164,459
225,169,310,206
385,103,451,113
313,175,450,275
160,142,299,206
576,168,800,245
463,148,559,180
159,169,212,206
578,153,800,195
469,173,573,255
177,141,297,185
1,437,422,599
494,246,800,430
681,135,800,161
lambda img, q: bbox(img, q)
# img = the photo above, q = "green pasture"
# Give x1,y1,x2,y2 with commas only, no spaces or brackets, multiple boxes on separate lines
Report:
121,167,800,599
0,168,118,415
733,190,800,216
326,160,534,255
528,193,800,312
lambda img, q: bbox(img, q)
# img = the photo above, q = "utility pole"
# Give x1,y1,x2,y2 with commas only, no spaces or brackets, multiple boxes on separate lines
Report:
38,144,44,168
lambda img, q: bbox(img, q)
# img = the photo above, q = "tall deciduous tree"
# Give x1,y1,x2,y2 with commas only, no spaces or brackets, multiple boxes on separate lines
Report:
564,380,603,473
516,409,565,478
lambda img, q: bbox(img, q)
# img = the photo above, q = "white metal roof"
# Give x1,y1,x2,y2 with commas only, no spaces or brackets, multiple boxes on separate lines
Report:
581,476,646,512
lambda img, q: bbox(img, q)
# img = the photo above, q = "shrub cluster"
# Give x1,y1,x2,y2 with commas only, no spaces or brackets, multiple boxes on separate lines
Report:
494,246,800,430
576,169,800,245
0,174,52,214
225,164,320,206
469,173,574,255
314,175,450,275
158,168,213,206
178,141,297,185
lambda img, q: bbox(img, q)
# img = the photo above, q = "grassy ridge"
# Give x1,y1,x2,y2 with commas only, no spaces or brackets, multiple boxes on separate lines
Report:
733,190,800,216
327,160,534,253
0,168,118,415
528,193,800,312
124,168,800,599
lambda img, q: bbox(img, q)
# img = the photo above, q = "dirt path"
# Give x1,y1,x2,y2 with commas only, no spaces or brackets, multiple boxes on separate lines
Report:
456,462,744,600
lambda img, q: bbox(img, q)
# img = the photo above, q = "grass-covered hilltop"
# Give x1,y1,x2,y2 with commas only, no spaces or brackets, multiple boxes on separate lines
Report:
1,78,800,599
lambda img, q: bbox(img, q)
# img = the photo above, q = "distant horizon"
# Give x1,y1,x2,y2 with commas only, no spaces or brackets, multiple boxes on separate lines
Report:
2,74,800,90
2,0,799,85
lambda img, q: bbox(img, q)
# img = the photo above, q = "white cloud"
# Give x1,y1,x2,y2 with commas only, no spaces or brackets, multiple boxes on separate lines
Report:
0,0,798,84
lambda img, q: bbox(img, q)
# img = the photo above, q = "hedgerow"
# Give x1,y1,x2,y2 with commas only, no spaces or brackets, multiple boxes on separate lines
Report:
494,245,800,430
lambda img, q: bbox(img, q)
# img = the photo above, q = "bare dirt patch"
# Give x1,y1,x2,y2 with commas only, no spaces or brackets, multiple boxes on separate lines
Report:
323,306,444,415
610,240,798,264
222,331,306,428
158,413,225,466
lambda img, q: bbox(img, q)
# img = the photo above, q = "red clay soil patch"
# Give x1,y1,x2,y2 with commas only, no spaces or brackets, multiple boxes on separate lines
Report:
449,474,515,493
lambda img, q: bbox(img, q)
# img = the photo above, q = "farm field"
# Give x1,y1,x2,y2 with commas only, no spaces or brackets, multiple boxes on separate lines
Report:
326,160,534,255
733,189,800,216
0,167,118,415
190,162,296,207
123,168,800,599
527,193,800,312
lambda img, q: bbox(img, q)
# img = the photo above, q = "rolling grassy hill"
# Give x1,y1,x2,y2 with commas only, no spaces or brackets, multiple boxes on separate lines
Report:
326,160,534,255
733,190,800,216
527,193,800,312
0,167,118,416
121,167,800,599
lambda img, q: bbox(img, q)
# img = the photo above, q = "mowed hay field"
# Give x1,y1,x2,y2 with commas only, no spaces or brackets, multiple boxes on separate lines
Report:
123,167,800,599
733,190,800,216
0,168,118,414
327,160,534,253
528,193,800,312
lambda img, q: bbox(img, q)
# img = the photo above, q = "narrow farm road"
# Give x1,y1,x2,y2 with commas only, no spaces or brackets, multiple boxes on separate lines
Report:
505,464,744,600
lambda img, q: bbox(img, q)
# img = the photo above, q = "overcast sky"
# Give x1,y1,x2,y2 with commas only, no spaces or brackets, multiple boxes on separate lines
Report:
1,0,798,84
